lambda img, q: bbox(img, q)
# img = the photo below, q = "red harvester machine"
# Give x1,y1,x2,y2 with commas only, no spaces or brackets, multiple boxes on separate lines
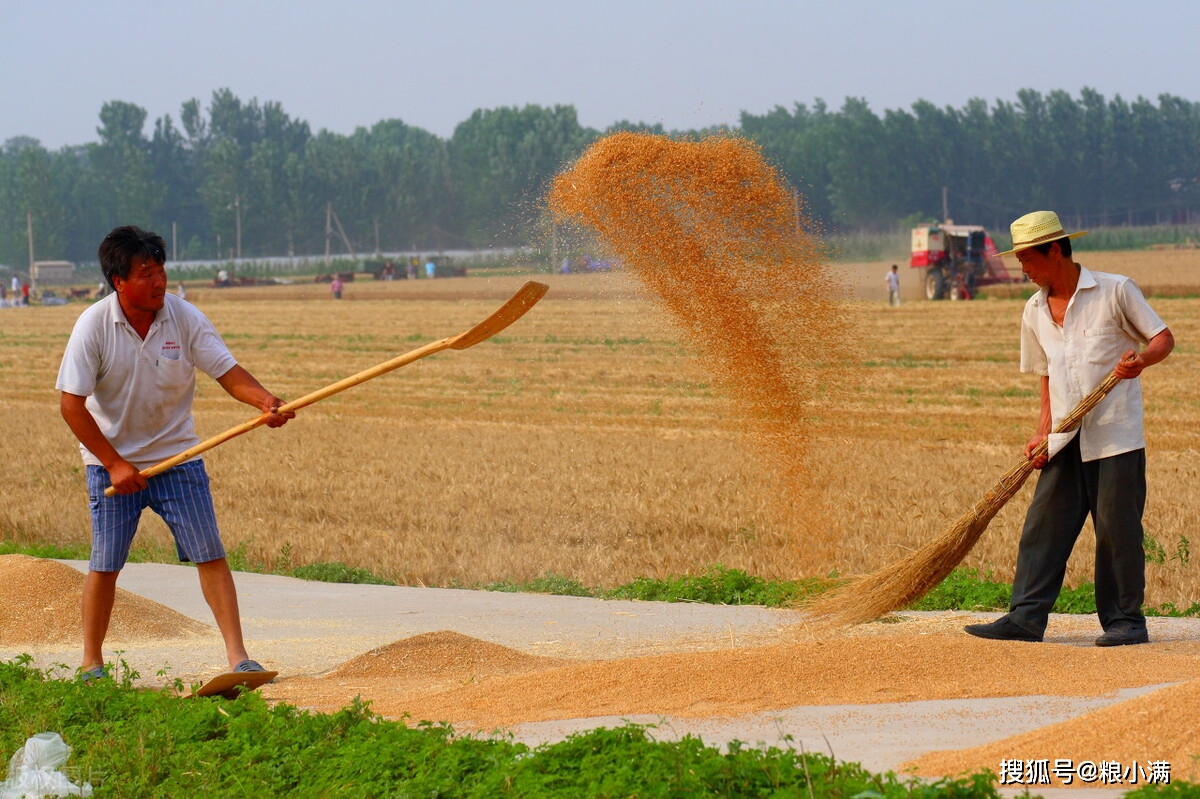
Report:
911,222,1022,300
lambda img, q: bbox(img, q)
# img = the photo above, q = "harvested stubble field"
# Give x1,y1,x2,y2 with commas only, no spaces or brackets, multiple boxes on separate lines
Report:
1,248,1197,608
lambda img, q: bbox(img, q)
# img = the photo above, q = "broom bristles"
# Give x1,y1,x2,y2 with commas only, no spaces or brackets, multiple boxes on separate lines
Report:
805,459,1036,627
805,368,1124,628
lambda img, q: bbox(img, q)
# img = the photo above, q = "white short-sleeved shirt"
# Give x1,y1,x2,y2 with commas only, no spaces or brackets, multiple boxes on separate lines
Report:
1020,267,1167,462
57,293,238,469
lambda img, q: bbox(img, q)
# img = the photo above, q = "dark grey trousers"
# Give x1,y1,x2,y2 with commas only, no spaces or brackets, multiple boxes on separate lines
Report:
1008,435,1147,636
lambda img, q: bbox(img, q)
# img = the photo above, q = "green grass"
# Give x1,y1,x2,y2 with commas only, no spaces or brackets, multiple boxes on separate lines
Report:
476,565,830,607
907,567,1200,617
478,572,595,597
906,567,1099,614
605,564,829,606
0,656,1013,798
0,540,91,560
288,562,396,586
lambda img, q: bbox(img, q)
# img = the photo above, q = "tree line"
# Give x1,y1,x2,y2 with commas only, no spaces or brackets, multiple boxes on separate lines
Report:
2,87,1198,267
742,88,1200,233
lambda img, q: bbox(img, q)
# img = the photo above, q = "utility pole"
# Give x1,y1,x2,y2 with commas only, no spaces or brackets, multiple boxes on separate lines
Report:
26,210,36,294
171,221,178,262
325,202,333,270
329,206,355,258
233,195,243,259
942,186,950,223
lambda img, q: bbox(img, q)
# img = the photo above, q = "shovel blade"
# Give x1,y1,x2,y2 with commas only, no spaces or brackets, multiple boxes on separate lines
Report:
449,281,549,350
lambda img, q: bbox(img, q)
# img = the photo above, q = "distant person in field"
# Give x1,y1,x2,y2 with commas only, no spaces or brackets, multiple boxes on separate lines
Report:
886,264,901,306
330,275,344,299
425,259,436,279
965,211,1174,647
57,225,295,681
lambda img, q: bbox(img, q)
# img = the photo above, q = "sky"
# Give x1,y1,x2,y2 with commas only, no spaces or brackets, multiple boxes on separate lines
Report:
2,0,1199,150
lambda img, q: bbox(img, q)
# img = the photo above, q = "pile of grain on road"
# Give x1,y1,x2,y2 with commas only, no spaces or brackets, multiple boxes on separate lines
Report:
0,554,212,646
326,631,562,680
905,677,1200,785
268,631,566,715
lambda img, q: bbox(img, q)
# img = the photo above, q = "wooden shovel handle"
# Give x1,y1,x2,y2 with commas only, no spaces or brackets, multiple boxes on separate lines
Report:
103,281,548,496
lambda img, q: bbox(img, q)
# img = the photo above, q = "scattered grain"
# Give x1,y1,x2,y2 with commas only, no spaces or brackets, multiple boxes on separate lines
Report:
266,624,1200,741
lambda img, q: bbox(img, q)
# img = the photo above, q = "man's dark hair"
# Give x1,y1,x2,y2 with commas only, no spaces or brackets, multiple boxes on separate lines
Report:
98,226,166,289
1031,236,1072,259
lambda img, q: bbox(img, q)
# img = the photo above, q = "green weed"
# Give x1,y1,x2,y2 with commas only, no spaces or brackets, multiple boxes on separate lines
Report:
1126,785,1200,798
0,540,90,560
605,564,829,607
909,568,1200,618
908,569,1010,611
479,572,595,597
289,562,396,586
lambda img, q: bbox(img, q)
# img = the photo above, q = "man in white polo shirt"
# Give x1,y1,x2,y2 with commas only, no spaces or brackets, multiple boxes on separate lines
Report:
965,211,1174,647
57,225,295,680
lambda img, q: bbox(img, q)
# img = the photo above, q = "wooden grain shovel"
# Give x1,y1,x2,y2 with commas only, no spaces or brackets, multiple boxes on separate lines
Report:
105,281,549,497
804,360,1129,627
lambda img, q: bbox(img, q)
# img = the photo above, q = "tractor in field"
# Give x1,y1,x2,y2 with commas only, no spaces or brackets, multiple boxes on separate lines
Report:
910,223,1021,300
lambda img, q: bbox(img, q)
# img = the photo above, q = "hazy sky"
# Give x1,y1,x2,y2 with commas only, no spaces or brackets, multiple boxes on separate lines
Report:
3,0,1198,150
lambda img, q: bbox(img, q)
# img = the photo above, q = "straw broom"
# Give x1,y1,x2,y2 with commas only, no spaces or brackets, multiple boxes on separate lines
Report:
805,362,1127,628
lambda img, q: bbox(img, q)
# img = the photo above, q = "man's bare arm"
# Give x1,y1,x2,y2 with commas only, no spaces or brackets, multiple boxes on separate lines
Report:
1115,328,1174,379
60,392,146,494
215,365,294,428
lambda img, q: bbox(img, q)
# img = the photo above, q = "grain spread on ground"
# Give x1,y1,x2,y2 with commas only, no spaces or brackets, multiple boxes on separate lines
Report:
0,555,212,645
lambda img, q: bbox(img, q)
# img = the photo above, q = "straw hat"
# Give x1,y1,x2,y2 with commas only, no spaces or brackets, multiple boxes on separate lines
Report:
996,210,1087,256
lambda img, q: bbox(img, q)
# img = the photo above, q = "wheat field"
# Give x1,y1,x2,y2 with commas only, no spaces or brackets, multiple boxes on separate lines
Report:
1,251,1196,606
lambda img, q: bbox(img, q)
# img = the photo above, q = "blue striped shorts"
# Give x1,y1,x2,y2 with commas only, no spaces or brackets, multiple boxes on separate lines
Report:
86,459,225,572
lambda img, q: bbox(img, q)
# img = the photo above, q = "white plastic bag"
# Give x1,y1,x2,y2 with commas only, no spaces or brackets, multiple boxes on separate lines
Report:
1,733,92,799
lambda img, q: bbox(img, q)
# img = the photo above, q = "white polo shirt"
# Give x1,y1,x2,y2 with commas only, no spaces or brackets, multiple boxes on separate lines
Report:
57,293,238,470
1020,267,1167,462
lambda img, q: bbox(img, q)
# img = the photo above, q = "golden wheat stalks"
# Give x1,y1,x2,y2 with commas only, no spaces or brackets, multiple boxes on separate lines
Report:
805,365,1126,628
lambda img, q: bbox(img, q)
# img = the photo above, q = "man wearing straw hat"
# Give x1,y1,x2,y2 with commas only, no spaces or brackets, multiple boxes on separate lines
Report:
964,211,1174,647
